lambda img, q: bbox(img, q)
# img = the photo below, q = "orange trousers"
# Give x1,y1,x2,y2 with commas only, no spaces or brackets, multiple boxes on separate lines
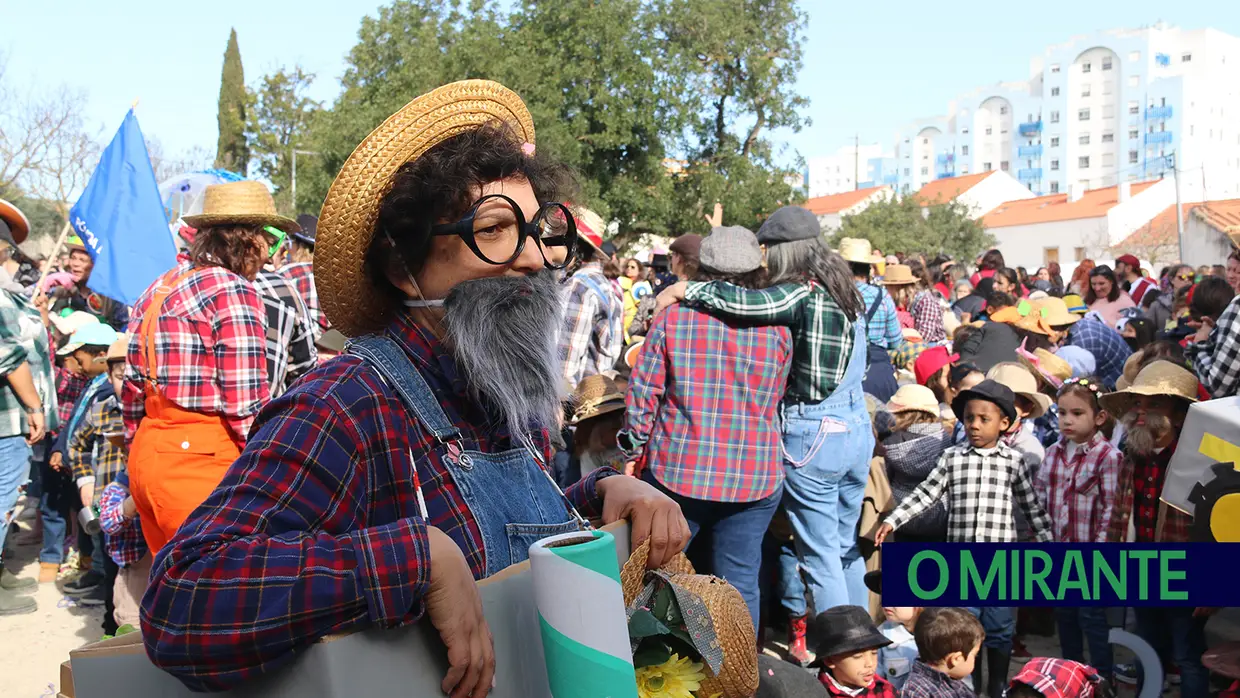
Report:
127,393,240,554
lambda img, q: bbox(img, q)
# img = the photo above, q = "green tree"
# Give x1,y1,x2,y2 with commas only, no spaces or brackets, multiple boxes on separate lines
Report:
831,195,995,261
214,29,249,175
247,66,321,214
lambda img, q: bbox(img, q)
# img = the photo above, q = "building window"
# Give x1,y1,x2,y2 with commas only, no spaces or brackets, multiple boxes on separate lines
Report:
1129,129,1139,139
1000,161,1009,171
985,127,993,135
903,168,910,176
1082,85,1092,97
1102,57,1113,70
1128,101,1139,114
1050,111,1060,123
1102,132,1114,143
1050,136,1060,147
1051,181,1061,193
922,138,929,145
921,166,929,175
1078,108,1091,121
1051,86,1060,97
961,166,969,175
1082,62,1092,73
1129,51,1140,62
983,162,993,172
1182,53,1192,62
1050,159,1060,171
1129,75,1140,87
962,145,969,155
1074,246,1085,261
962,128,969,134
1000,106,1008,115
1129,150,1139,163
1079,156,1090,168
1051,63,1061,73
1079,134,1091,145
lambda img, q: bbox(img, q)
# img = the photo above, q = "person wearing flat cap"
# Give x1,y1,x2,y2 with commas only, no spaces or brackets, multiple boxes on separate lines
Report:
277,213,330,339
618,225,792,631
656,206,874,633
141,80,687,696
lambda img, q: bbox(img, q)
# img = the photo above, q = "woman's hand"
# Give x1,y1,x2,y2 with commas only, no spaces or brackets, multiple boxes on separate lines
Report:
874,523,894,547
654,282,688,316
597,475,690,569
425,526,494,698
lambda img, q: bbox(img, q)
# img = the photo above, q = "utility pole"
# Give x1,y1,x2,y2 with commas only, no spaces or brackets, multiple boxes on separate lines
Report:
1171,151,1184,262
290,149,320,215
854,134,859,191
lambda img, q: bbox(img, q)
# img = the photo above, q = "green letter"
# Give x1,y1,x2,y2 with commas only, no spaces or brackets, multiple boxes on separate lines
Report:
1024,550,1056,601
1093,550,1126,600
1159,551,1188,601
909,551,949,599
1009,546,1021,602
1058,550,1090,601
962,551,1006,601
1129,550,1158,600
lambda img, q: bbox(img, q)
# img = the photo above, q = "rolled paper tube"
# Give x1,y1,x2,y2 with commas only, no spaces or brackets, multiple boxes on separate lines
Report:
529,530,639,698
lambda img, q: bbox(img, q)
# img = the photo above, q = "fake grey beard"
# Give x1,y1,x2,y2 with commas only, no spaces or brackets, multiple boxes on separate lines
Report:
441,270,566,439
1121,411,1172,458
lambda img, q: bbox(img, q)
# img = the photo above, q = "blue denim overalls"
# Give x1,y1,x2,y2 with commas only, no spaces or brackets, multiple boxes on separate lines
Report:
350,335,586,575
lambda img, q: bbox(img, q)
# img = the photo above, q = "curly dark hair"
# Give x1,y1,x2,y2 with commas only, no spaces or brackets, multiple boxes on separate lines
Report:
189,225,267,279
369,122,579,298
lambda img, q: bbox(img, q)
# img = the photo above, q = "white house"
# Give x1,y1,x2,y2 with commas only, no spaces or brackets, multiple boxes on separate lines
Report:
914,171,1035,219
1119,198,1240,265
805,186,893,232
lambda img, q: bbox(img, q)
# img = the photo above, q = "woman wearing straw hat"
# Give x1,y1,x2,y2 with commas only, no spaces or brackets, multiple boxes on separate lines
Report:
141,81,687,695
123,179,293,557
841,238,906,402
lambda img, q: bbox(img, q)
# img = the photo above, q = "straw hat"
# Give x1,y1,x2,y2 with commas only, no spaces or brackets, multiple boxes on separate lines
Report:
570,375,625,425
0,199,31,244
1100,360,1199,417
986,362,1051,418
622,541,758,698
1034,296,1081,327
880,264,917,286
886,384,940,417
838,237,882,265
182,181,300,233
1034,348,1072,384
317,80,536,337
95,334,129,364
1114,350,1144,391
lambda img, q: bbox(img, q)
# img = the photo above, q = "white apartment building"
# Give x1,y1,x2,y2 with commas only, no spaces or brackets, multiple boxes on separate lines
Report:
806,143,891,197
878,24,1240,202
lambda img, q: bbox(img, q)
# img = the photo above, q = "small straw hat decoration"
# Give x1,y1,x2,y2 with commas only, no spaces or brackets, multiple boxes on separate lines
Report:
1100,360,1199,417
622,541,758,698
182,181,300,233
316,80,536,337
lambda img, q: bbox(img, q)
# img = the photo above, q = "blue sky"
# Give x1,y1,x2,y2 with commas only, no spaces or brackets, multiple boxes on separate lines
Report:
4,0,1239,171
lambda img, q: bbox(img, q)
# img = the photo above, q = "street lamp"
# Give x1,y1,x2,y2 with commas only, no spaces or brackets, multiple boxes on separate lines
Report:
290,149,320,214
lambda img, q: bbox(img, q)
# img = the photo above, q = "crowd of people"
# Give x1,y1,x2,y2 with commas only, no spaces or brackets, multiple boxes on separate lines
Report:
0,78,1238,698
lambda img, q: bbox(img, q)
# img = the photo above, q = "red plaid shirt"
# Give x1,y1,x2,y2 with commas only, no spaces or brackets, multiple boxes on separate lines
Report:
122,264,269,446
1036,432,1123,543
140,312,613,691
53,364,87,436
617,304,792,502
1012,658,1102,698
278,262,328,337
819,671,898,698
1110,440,1192,543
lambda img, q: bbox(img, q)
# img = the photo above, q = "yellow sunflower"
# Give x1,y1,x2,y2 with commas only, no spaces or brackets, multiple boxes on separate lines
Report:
635,654,707,698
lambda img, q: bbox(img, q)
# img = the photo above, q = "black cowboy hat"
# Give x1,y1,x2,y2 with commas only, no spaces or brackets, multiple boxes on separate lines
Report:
950,379,1017,425
864,570,883,595
291,213,318,247
756,655,828,698
809,605,891,667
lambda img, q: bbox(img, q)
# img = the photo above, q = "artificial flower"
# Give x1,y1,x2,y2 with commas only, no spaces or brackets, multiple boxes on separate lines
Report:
635,654,706,698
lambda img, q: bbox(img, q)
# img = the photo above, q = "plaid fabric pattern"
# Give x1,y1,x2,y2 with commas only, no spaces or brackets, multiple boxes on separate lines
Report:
99,478,147,566
685,280,857,403
252,270,318,398
54,364,87,433
1012,658,1102,698
1066,316,1132,389
278,262,328,339
1186,295,1240,398
886,442,1054,542
67,395,126,502
900,660,976,698
857,281,904,349
1110,442,1192,543
617,305,792,502
140,312,612,692
883,422,951,537
0,289,58,438
557,263,624,388
820,672,898,698
912,290,947,342
122,264,270,446
1035,432,1123,543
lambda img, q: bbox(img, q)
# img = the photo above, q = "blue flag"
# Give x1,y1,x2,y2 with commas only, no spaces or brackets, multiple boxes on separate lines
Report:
69,110,175,306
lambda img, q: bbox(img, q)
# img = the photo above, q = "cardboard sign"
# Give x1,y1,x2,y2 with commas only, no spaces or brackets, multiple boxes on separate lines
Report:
1163,396,1240,515
68,522,631,698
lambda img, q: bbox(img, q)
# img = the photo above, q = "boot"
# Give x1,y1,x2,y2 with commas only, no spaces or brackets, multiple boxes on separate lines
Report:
0,587,37,616
786,614,814,667
1,568,36,591
987,647,1011,698
39,562,59,583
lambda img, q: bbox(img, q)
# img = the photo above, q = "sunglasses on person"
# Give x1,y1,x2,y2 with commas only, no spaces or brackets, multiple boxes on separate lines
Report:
262,226,287,257
429,194,578,269
1175,273,1194,281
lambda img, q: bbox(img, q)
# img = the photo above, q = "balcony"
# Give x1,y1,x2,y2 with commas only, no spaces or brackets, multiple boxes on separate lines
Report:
935,170,956,180
882,174,899,185
1017,168,1043,182
1146,105,1173,120
935,153,955,165
1018,144,1044,157
1145,131,1173,144
1018,121,1043,136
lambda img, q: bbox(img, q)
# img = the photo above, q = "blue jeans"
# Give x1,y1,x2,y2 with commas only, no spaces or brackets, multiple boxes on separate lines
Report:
642,470,782,630
965,606,1015,651
0,435,32,564
38,445,73,565
781,394,874,614
1056,606,1113,678
1134,607,1209,698
776,535,806,617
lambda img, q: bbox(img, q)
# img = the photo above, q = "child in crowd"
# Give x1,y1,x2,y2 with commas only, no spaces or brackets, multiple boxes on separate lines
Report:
914,346,958,423
98,468,147,631
1008,658,1116,698
864,571,921,691
568,374,626,483
876,380,1053,698
882,385,951,543
986,362,1050,473
946,363,984,443
1036,377,1122,681
811,605,896,698
900,607,983,698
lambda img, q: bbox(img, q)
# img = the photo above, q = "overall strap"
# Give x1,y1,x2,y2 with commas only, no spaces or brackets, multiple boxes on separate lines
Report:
138,268,197,394
865,286,886,323
348,334,462,444
576,273,612,309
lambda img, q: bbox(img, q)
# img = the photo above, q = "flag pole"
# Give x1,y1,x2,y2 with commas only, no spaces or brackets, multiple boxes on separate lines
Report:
35,217,74,296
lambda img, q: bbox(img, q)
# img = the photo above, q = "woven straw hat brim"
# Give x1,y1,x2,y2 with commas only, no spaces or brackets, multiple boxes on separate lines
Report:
1100,362,1199,416
570,397,625,425
1100,383,1198,417
182,213,301,232
316,80,536,337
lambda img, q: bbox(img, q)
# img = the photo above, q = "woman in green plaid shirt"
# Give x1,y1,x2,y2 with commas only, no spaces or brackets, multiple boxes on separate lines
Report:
658,205,875,650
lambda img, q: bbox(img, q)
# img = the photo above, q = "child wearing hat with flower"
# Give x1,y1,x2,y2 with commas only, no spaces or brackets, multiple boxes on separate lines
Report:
811,605,897,698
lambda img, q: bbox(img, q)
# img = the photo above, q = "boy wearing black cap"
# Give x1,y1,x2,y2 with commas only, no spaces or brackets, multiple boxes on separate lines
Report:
811,605,897,698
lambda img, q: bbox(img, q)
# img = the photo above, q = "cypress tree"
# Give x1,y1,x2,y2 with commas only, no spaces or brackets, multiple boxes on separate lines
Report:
214,28,249,175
